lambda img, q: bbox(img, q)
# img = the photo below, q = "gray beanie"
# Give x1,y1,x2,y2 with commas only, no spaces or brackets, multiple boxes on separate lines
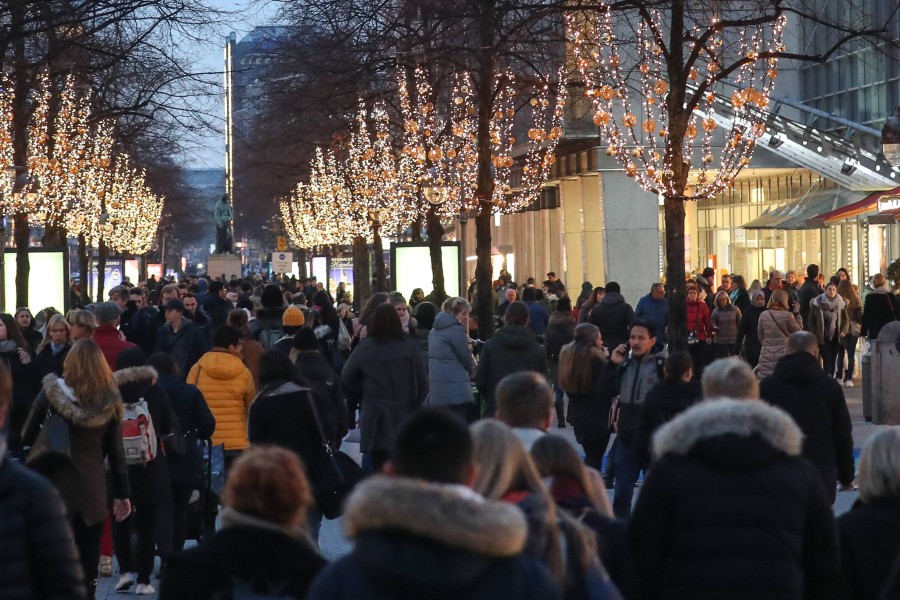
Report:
94,301,122,325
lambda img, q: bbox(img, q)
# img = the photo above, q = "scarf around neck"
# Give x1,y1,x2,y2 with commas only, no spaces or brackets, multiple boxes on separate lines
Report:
815,293,845,341
0,340,17,354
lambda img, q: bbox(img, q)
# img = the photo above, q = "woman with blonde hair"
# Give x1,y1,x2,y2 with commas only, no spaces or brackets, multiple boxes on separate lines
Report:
710,290,741,360
836,280,862,386
22,339,131,597
836,428,900,599
68,309,97,341
471,420,615,597
161,445,325,599
755,289,802,378
558,323,616,471
35,313,72,377
861,273,897,343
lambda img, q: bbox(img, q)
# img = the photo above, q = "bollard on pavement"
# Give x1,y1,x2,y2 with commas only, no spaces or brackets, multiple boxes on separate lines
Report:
862,349,873,422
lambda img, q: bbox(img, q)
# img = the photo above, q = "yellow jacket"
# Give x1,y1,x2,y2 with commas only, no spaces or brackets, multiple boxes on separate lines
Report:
187,349,256,450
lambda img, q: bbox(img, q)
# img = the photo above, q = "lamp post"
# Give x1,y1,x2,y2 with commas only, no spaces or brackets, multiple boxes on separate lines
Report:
882,107,900,167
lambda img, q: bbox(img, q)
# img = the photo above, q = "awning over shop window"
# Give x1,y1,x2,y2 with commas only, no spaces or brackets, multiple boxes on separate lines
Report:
817,187,900,224
743,187,869,230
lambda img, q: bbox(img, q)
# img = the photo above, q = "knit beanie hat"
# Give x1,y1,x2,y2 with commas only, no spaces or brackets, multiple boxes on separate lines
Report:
282,305,305,327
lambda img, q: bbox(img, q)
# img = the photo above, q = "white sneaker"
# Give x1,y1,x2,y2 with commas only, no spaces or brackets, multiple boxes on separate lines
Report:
115,572,137,591
135,583,156,595
845,380,855,387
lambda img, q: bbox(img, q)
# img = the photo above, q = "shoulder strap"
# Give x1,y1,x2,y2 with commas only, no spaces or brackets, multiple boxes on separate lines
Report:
304,390,333,453
765,310,790,338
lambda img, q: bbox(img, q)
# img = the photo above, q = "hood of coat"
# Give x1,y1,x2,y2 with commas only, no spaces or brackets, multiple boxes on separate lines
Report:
258,380,309,399
432,311,462,332
771,351,827,386
653,398,802,469
195,349,247,380
492,324,539,349
113,366,158,403
548,312,575,328
599,292,625,306
345,476,527,557
42,373,123,428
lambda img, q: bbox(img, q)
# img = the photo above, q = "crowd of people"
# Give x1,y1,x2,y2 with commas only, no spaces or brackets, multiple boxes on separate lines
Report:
1,264,900,599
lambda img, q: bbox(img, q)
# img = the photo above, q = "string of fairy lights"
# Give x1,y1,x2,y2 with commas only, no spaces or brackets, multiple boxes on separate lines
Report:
0,69,165,254
567,5,785,198
282,66,567,250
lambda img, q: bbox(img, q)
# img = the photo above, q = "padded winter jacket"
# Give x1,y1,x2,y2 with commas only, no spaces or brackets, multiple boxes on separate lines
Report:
630,399,838,600
475,324,548,417
711,304,741,345
0,453,86,600
428,311,475,407
588,293,635,350
187,349,255,450
756,309,802,379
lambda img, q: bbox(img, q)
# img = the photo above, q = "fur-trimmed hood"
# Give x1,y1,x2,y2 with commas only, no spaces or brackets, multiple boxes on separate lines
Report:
41,373,123,428
653,398,802,461
113,366,158,404
345,476,527,557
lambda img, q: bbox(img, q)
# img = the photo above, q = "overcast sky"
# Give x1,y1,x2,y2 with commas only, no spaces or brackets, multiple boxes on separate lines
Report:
184,0,278,169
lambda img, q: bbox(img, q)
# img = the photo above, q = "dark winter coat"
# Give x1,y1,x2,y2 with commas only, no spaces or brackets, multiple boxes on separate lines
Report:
735,306,766,365
113,366,177,504
836,497,900,600
248,380,332,488
307,476,561,600
589,293,635,350
35,342,71,378
156,373,215,488
634,294,668,345
614,352,665,446
0,450,87,600
475,324,548,417
2,346,40,452
861,289,898,340
629,399,838,600
632,379,702,469
731,288,751,315
428,312,476,407
797,279,821,332
760,351,855,502
21,375,130,526
564,358,617,446
525,301,551,336
547,476,640,600
543,312,576,386
249,306,285,341
294,350,349,445
155,318,210,378
341,336,427,452
695,275,716,312
161,512,326,600
201,294,233,329
710,304,741,345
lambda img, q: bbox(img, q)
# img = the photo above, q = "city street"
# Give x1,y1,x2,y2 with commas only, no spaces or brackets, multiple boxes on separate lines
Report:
96,380,880,599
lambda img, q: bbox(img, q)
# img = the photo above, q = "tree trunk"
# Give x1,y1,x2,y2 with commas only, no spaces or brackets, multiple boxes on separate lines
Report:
663,197,687,350
77,234,90,302
472,0,498,340
11,1,29,308
96,240,108,301
411,214,423,242
42,224,67,248
352,235,371,311
426,205,448,304
371,221,387,293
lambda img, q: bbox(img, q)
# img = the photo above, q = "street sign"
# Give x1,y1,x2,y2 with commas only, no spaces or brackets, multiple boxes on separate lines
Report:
272,251,293,273
276,236,287,252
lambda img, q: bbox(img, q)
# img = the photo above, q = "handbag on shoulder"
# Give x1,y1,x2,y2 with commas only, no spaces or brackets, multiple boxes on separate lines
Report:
305,391,364,519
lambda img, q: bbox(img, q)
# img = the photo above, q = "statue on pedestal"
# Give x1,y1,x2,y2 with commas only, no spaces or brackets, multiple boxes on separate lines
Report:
214,194,234,254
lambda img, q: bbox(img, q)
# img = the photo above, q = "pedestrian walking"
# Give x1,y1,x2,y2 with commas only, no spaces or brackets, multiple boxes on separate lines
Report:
544,297,576,428
427,297,477,422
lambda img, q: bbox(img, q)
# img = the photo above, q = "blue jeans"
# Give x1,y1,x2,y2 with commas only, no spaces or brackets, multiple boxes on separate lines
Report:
612,441,642,518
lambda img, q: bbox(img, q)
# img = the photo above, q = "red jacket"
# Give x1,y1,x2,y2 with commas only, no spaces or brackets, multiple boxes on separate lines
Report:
93,325,140,371
686,300,712,341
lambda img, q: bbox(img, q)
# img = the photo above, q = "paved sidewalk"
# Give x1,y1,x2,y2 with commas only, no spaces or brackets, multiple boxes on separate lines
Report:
97,377,881,598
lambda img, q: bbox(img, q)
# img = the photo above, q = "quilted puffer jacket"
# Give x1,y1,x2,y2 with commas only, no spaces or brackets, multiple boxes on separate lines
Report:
187,349,255,450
